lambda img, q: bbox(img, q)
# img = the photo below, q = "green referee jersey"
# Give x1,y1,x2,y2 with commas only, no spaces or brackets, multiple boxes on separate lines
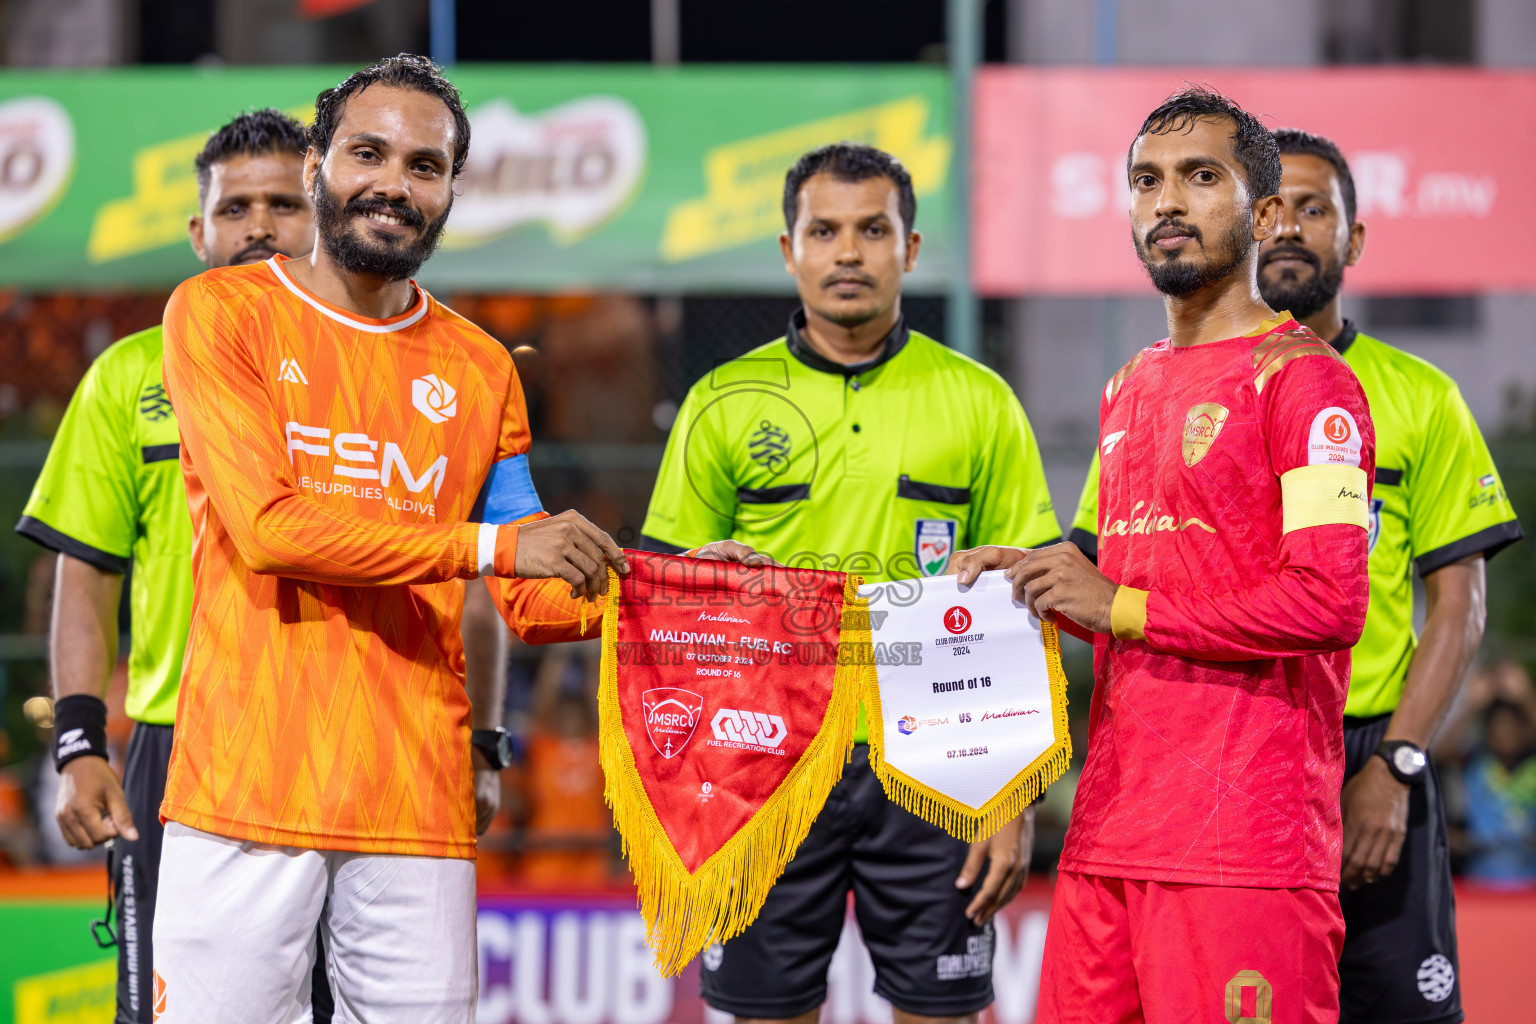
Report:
641,312,1060,740
1066,322,1524,718
1336,325,1521,715
16,325,192,725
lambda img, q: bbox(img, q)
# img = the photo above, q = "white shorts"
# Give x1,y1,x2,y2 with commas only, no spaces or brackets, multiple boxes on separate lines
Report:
153,821,477,1024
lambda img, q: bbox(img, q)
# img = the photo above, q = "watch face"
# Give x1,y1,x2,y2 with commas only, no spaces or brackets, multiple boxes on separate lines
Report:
1392,745,1426,776
495,733,514,767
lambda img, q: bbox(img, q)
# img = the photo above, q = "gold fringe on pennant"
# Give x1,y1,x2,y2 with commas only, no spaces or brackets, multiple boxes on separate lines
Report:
865,619,1072,844
598,568,873,977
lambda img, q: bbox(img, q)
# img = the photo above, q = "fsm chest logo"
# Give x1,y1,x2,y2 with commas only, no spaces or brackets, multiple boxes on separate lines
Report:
642,688,704,759
748,419,791,475
412,374,457,423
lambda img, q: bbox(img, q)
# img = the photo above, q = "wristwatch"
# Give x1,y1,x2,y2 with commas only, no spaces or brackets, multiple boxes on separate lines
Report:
471,728,515,771
1374,740,1427,786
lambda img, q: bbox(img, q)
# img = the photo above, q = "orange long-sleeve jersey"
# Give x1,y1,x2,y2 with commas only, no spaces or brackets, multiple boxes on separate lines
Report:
160,256,594,858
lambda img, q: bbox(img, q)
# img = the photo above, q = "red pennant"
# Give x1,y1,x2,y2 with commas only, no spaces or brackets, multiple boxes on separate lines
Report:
598,552,871,973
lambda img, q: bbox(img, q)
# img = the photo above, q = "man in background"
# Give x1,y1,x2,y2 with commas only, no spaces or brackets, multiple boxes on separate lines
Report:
1257,128,1522,1024
643,142,1057,1024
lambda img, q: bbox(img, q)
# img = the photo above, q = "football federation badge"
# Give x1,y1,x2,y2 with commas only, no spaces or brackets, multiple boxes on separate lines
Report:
598,552,871,976
915,519,958,577
1181,402,1229,467
1368,498,1384,553
861,570,1071,843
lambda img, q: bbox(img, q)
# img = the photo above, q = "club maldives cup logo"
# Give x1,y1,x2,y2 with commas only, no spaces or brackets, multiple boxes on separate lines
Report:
642,688,705,759
943,606,972,634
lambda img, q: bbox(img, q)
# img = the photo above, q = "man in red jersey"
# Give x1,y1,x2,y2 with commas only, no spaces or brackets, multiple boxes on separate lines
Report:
952,86,1374,1023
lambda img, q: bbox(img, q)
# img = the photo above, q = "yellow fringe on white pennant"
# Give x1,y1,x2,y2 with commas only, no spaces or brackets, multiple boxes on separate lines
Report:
865,619,1072,843
598,568,872,977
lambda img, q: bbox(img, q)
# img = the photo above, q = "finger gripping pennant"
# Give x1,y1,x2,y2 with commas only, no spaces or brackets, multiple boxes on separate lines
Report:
598,552,870,976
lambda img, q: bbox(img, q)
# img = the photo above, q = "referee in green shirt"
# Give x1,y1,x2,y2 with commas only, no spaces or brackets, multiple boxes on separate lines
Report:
641,144,1059,1024
1259,129,1519,1024
17,111,319,1024
1068,129,1523,1024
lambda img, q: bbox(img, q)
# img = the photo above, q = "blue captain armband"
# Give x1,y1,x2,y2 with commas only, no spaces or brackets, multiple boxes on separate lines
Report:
477,453,544,524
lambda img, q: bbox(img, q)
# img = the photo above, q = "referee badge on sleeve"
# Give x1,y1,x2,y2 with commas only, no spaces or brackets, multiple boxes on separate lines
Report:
915,519,957,576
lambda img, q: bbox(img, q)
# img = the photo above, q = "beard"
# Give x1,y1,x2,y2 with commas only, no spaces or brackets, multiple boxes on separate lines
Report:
1258,244,1345,320
312,172,450,282
1133,212,1254,298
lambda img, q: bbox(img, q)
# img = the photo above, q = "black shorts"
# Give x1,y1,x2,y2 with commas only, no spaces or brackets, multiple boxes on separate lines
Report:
700,744,993,1018
1339,714,1462,1024
111,724,334,1023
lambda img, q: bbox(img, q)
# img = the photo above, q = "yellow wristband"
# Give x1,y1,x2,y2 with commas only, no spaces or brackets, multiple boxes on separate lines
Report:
1110,586,1149,641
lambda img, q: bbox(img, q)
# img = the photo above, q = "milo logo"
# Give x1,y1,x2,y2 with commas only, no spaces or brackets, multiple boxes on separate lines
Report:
0,97,75,246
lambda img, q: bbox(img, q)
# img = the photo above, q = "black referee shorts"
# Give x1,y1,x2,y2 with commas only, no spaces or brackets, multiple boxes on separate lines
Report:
1338,714,1462,1024
111,724,333,1023
700,744,994,1019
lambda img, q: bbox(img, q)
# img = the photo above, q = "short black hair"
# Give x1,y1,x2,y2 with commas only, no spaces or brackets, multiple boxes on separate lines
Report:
195,109,308,204
783,142,917,234
310,53,470,178
1273,127,1357,225
1131,85,1281,202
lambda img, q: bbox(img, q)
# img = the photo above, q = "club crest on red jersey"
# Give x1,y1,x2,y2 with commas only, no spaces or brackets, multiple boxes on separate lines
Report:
642,688,705,759
1181,403,1229,467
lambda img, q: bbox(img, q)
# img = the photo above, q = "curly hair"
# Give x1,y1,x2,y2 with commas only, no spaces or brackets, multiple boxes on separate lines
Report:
1131,85,1281,201
309,53,470,178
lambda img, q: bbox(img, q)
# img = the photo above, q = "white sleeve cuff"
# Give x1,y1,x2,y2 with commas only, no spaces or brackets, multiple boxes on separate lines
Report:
478,522,499,578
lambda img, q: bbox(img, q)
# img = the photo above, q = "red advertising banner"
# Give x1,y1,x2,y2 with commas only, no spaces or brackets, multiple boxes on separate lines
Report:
974,68,1536,296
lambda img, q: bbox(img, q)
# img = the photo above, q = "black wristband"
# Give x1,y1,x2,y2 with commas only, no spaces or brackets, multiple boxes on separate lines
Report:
52,695,109,771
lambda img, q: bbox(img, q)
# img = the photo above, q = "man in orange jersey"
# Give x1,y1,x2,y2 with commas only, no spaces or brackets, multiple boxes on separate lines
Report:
151,55,764,1023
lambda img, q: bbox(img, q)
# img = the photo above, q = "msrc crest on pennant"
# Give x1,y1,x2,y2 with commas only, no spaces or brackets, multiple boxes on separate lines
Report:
1181,402,1229,467
642,688,705,759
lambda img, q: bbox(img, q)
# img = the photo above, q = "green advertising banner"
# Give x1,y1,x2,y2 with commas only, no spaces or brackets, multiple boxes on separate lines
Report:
0,66,952,292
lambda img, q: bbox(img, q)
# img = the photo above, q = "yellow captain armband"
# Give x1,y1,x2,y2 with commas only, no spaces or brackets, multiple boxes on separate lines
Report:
1280,464,1370,534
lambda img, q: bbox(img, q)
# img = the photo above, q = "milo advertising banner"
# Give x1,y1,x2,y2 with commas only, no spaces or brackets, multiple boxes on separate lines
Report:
0,66,952,291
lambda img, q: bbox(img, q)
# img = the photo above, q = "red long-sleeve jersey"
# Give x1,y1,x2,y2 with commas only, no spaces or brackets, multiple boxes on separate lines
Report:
1060,314,1374,891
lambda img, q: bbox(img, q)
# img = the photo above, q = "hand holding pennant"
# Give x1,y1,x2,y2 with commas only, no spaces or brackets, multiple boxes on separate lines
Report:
596,551,873,976
862,569,1071,842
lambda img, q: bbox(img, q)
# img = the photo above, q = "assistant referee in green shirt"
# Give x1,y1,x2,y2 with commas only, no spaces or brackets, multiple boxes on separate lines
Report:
641,143,1059,1024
